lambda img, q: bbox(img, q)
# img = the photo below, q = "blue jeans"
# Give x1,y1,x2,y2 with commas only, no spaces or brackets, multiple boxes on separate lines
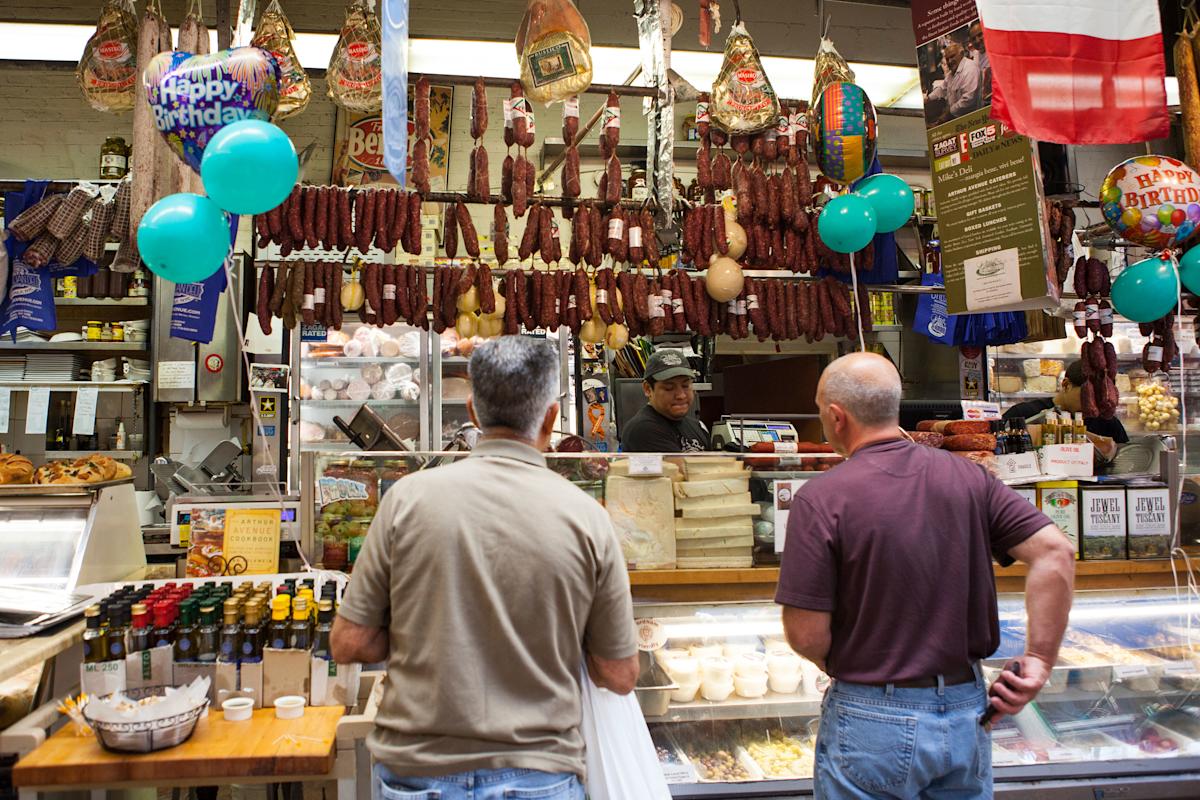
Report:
373,764,585,800
815,669,992,800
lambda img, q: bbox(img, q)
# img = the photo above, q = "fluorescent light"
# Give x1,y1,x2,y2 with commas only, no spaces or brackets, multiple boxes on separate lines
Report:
0,22,922,109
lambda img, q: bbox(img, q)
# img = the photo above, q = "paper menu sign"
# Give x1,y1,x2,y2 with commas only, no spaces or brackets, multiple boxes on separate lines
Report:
24,387,49,435
0,388,10,434
222,508,282,574
158,360,195,390
72,387,98,437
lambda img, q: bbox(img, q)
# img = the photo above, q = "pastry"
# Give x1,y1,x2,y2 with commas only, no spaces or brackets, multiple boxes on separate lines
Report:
0,454,34,485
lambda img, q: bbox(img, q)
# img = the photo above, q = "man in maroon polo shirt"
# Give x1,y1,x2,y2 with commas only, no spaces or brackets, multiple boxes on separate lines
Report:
776,353,1076,799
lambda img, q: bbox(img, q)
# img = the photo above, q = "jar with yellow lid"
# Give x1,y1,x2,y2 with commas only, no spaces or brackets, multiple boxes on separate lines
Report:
85,321,103,341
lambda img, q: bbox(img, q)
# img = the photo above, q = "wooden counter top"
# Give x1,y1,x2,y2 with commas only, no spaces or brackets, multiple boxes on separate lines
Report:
629,557,1196,602
14,706,343,789
0,620,83,684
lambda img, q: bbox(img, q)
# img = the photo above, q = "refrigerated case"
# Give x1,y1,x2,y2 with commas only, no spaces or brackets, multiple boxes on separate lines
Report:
638,590,1200,797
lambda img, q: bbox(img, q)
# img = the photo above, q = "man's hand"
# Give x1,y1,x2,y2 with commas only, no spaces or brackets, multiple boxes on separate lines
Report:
331,616,389,664
586,651,639,695
986,655,1053,723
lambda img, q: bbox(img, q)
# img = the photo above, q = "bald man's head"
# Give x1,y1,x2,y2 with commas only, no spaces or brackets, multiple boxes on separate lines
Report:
817,352,902,428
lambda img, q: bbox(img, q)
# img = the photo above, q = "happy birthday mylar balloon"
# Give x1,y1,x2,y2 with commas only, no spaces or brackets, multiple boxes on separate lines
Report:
143,47,281,174
813,81,877,185
1100,155,1200,249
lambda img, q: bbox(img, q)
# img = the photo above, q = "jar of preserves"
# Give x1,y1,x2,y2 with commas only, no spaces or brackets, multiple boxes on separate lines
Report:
101,322,114,342
128,269,149,298
379,460,409,498
86,320,103,341
346,460,380,517
111,322,125,342
100,136,129,179
627,163,648,202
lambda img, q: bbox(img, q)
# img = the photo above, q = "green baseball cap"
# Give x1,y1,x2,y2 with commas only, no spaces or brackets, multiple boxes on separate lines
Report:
644,349,695,381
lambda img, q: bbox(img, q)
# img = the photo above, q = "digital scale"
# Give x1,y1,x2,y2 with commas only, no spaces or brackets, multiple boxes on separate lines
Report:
710,417,801,450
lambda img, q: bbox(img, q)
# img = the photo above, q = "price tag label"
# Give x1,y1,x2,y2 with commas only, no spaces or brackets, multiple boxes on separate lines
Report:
1112,664,1151,680
1164,661,1200,678
635,618,667,651
1042,443,1094,478
628,454,663,477
25,388,49,435
72,387,98,437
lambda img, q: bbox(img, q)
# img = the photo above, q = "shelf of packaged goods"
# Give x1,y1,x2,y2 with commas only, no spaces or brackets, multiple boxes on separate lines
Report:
301,357,420,368
0,341,146,351
54,297,149,307
0,381,147,392
628,557,1199,601
644,692,824,724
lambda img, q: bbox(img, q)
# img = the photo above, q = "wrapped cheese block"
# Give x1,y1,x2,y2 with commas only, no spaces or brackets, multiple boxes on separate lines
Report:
327,0,383,113
77,0,139,113
252,0,311,120
516,0,593,104
711,20,779,134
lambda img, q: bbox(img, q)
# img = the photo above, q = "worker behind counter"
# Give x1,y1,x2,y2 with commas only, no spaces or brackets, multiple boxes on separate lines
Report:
1003,359,1129,458
620,349,711,453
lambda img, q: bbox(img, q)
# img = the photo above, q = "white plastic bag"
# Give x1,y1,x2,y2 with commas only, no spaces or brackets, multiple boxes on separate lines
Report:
580,664,672,800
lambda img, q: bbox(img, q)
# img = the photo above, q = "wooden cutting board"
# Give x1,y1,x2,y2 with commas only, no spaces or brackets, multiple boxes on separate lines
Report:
14,706,343,787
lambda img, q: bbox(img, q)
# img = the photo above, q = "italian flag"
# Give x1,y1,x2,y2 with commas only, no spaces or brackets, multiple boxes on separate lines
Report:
976,0,1169,145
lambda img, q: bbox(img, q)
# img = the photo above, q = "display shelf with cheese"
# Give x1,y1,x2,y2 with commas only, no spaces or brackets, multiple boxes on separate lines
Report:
637,589,1200,796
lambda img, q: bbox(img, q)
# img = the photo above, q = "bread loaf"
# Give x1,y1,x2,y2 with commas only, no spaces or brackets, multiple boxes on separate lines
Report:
915,420,938,432
943,433,997,452
0,455,33,485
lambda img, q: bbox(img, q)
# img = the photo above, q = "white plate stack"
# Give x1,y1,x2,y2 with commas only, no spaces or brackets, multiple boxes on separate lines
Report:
674,458,757,568
89,358,118,382
24,353,81,381
123,358,151,382
122,319,150,344
0,356,26,380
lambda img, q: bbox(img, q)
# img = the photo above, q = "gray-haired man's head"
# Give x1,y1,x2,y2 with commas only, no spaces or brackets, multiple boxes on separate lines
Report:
467,337,560,442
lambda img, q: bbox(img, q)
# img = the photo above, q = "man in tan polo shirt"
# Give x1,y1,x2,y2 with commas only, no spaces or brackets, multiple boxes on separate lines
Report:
332,336,639,800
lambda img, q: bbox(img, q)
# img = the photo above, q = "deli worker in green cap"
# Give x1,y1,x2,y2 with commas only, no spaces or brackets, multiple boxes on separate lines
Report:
619,349,711,453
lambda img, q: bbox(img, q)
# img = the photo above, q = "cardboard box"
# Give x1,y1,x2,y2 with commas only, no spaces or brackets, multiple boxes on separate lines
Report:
1080,487,1127,560
125,646,174,691
1127,485,1173,559
80,660,126,696
262,649,312,707
1038,481,1080,558
173,663,218,704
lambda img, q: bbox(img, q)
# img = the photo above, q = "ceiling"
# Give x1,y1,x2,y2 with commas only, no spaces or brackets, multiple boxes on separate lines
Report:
2,0,921,66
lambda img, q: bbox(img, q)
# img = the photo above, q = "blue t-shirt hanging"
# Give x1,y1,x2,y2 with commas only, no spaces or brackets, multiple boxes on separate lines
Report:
169,217,237,344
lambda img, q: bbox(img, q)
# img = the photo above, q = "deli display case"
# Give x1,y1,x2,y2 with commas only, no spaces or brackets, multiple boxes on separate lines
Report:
637,590,1200,798
298,451,1200,797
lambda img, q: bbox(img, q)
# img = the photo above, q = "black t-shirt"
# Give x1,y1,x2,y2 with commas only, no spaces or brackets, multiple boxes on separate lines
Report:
1002,398,1129,444
620,405,710,453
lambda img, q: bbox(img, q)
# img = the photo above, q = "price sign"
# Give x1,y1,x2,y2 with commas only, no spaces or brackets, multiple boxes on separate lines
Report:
25,388,49,435
1042,443,1094,478
1164,661,1200,679
1112,664,1151,680
72,387,98,437
628,454,663,477
0,388,10,434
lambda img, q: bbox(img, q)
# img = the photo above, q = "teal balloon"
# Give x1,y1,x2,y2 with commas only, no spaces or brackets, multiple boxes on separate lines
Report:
818,194,877,254
855,173,914,233
1181,247,1200,295
137,194,231,284
1110,256,1179,323
200,119,298,215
